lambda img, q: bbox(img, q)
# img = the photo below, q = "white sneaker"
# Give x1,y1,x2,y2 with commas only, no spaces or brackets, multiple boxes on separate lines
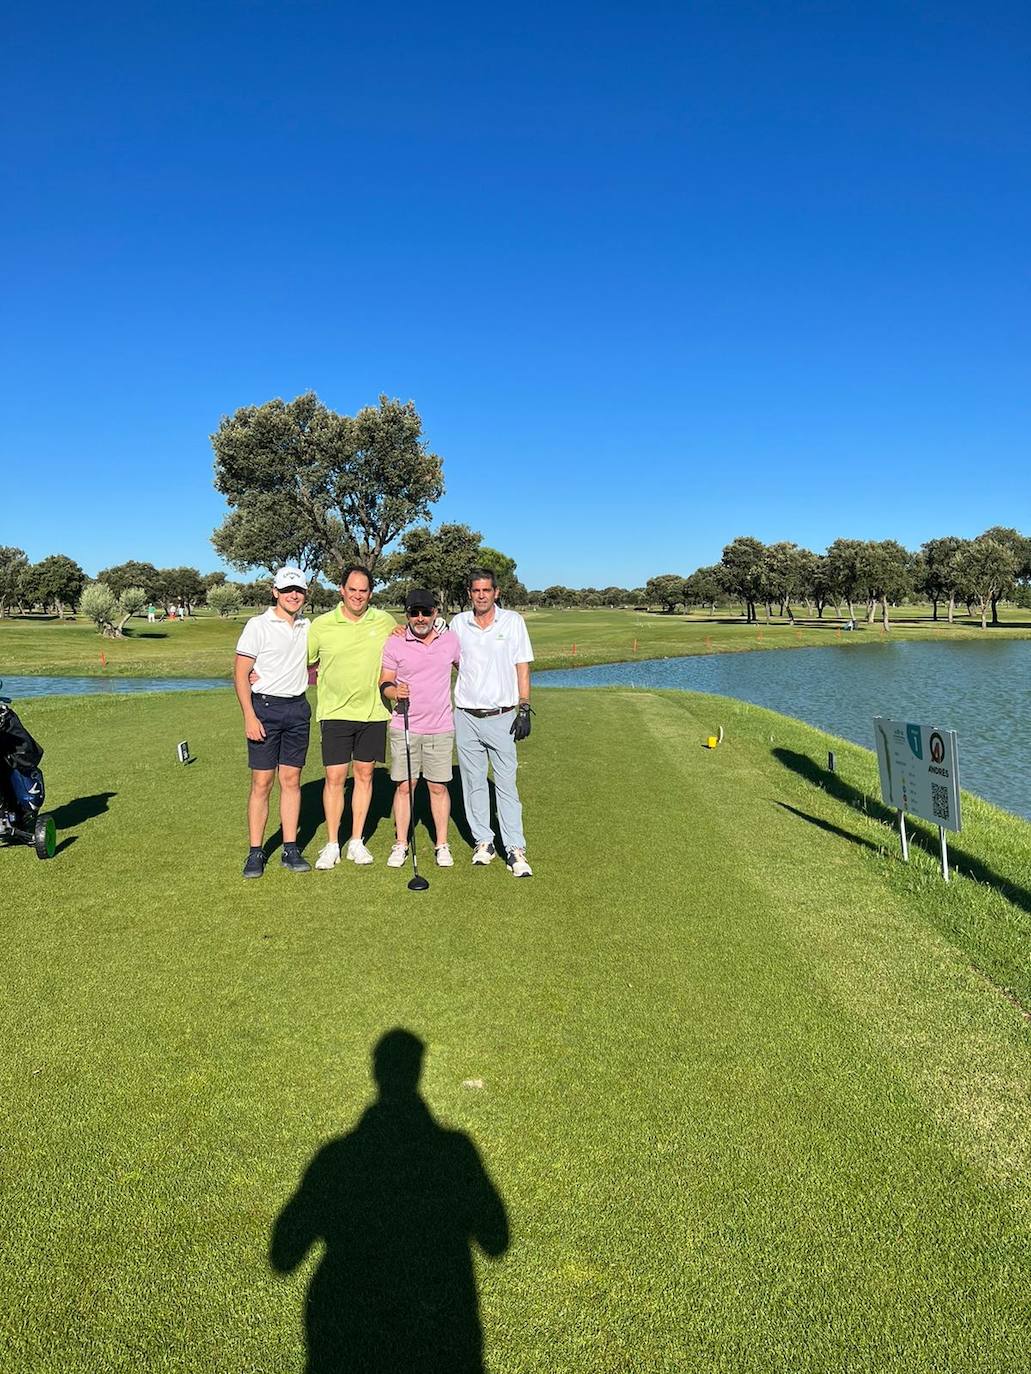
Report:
314,842,340,870
435,843,454,868
471,842,496,866
387,843,408,868
507,847,533,878
346,838,374,865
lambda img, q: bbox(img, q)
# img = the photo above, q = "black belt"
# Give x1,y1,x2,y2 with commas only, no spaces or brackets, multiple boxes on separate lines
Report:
459,705,515,718
252,691,308,703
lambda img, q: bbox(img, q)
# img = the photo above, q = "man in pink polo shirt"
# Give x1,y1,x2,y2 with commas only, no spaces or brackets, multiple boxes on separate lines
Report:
379,588,462,868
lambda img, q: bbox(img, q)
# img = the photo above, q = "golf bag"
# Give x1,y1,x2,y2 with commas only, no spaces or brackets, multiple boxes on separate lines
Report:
0,695,56,859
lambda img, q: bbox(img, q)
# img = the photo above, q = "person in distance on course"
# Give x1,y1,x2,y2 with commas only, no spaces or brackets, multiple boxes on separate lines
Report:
450,568,535,877
233,567,312,878
379,589,462,870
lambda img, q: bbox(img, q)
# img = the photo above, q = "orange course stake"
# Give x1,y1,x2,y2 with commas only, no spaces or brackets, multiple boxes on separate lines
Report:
632,639,638,653
572,642,577,656
100,652,107,667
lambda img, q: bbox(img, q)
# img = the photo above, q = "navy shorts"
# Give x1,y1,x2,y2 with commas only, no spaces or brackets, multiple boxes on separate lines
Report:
320,719,388,767
247,693,311,771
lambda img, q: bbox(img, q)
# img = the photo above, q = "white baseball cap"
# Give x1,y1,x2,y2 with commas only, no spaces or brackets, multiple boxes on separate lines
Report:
273,566,308,591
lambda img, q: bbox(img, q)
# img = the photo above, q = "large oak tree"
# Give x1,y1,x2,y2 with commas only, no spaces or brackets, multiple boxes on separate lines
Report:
211,392,444,580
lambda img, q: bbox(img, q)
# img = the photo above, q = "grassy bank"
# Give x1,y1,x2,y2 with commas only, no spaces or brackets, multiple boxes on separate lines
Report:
2,686,1028,1371
3,603,1031,678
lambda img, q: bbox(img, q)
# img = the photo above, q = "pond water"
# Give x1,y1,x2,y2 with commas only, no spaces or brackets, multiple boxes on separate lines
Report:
1,676,227,697
535,641,1031,822
5,644,1030,820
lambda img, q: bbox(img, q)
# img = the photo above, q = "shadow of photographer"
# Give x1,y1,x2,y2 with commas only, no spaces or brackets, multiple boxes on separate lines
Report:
270,1029,509,1373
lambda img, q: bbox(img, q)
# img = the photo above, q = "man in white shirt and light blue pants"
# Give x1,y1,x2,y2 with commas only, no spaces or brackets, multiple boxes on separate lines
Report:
450,568,535,878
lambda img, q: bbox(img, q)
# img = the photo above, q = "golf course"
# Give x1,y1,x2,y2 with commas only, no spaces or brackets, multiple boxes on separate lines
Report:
2,602,1031,679
3,659,1029,1370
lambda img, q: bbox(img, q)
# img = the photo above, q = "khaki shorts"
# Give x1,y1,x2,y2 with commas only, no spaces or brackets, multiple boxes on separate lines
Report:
389,729,455,783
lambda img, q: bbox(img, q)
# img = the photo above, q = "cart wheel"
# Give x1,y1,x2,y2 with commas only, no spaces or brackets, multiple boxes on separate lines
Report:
33,814,57,859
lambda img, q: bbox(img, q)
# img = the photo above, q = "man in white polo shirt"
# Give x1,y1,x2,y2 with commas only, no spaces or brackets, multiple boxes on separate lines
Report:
450,567,535,877
234,566,312,879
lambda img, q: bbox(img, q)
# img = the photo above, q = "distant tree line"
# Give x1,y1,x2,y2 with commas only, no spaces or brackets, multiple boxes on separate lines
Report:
643,527,1031,630
0,550,293,632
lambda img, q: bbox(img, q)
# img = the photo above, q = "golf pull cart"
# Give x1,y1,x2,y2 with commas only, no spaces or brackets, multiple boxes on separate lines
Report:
0,682,57,860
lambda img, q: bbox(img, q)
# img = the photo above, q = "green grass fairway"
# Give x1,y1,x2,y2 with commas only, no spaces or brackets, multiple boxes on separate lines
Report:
3,602,1031,678
2,687,1029,1371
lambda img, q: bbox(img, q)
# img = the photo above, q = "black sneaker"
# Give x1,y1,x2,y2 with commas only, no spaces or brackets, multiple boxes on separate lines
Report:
281,844,311,874
243,847,266,879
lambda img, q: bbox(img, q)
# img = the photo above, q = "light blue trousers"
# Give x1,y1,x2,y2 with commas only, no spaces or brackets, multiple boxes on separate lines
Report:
454,708,526,852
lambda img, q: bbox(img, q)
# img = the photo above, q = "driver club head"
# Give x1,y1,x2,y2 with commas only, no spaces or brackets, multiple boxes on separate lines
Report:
408,874,430,892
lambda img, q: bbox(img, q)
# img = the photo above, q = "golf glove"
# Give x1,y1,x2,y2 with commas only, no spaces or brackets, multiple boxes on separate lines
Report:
510,703,534,741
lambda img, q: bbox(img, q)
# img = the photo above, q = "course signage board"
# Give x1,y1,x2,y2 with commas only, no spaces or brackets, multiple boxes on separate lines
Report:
873,717,962,833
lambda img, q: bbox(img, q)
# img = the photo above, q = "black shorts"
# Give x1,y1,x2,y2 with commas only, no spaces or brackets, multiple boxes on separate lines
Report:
321,719,388,767
247,693,311,771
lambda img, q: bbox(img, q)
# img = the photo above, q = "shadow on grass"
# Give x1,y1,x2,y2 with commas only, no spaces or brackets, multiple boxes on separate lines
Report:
773,748,1031,918
266,773,397,855
51,791,116,829
266,769,502,860
774,801,881,854
270,1028,509,1374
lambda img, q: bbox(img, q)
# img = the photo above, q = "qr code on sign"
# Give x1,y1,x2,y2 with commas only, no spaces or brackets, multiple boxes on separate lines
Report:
931,783,950,821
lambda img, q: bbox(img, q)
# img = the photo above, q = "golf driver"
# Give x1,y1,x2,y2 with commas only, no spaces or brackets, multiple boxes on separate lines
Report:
400,698,429,891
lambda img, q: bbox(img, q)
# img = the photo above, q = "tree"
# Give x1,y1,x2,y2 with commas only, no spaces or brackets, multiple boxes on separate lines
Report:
645,574,686,613
682,566,722,612
955,537,1017,629
80,584,147,636
385,523,483,612
720,537,766,622
207,583,244,618
856,540,912,630
157,566,206,614
543,586,575,606
978,527,1031,624
211,392,444,579
824,539,865,624
80,583,120,636
22,555,86,617
598,586,631,607
918,536,965,622
115,586,148,632
203,570,227,591
762,542,815,622
95,561,161,599
807,554,836,618
0,547,29,618
306,580,338,612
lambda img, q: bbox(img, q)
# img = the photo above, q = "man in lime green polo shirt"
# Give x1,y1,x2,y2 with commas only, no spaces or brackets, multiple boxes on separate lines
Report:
308,565,398,869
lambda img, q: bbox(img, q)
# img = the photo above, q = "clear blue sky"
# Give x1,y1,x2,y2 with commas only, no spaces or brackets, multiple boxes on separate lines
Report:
3,1,1029,587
